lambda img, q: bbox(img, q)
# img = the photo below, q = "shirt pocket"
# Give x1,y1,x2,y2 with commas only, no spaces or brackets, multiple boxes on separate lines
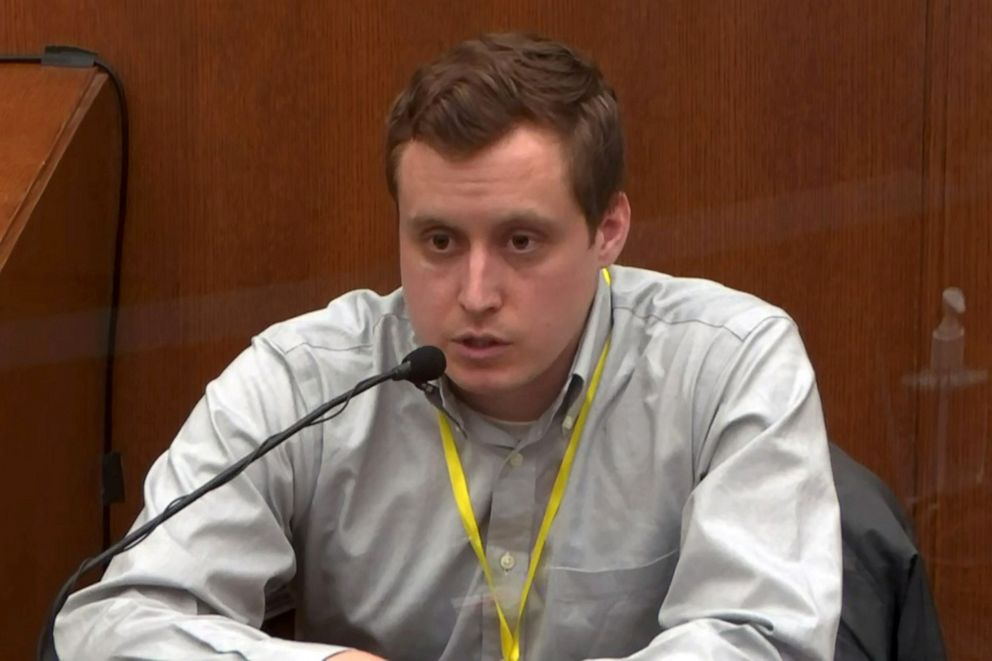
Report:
538,549,679,659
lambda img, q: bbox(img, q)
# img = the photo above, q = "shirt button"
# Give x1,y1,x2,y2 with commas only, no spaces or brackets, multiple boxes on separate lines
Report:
499,552,516,571
508,452,523,467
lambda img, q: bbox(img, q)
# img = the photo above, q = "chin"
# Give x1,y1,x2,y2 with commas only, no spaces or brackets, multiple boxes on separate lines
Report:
447,367,521,398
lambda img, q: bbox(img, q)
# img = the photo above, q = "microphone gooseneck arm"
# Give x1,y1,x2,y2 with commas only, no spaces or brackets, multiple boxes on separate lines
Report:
38,347,445,661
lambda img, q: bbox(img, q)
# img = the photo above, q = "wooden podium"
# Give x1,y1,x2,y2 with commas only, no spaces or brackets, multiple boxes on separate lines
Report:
0,63,122,659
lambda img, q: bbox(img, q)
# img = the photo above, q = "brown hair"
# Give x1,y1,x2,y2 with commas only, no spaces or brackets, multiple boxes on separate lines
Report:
385,32,624,231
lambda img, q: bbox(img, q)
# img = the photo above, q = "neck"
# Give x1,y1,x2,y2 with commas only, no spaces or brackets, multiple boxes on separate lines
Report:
453,383,560,422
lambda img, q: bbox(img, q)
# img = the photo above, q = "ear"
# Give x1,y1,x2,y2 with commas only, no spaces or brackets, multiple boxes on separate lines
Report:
595,192,631,267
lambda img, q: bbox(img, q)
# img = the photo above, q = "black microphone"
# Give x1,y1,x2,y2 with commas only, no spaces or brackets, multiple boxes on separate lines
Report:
38,347,446,661
391,345,446,384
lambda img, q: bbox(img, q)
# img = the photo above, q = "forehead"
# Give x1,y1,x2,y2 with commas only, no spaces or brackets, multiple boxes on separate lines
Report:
394,125,579,220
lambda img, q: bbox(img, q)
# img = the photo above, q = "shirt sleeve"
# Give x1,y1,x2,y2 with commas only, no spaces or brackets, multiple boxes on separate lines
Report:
591,315,842,660
54,334,350,661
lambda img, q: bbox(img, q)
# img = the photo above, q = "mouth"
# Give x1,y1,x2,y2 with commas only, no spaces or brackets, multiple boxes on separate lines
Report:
452,334,510,359
456,334,507,347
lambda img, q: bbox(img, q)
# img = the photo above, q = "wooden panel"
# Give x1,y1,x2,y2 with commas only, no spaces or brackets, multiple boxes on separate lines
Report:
918,1,992,657
0,70,121,661
0,65,94,264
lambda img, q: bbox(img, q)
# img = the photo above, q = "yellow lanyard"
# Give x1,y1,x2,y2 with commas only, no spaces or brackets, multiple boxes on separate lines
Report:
437,272,612,661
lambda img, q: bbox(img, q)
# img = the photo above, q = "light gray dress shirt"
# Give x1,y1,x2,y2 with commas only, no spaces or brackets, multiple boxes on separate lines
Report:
56,265,842,660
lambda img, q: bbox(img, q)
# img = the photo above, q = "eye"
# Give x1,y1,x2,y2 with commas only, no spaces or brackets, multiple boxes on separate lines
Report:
428,233,452,252
509,234,535,252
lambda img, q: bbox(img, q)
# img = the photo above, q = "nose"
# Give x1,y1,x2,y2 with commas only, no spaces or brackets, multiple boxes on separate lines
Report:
457,245,502,316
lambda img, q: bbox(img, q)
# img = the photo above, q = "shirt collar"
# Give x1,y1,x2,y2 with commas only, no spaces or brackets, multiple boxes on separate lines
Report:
560,269,613,434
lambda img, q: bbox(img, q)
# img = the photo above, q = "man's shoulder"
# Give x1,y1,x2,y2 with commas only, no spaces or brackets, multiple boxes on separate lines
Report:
610,265,793,341
259,287,412,357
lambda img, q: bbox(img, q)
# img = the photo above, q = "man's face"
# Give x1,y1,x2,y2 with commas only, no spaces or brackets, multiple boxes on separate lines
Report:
396,124,628,420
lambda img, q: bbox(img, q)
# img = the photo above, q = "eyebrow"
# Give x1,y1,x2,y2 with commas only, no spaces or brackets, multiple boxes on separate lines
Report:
405,214,451,234
405,210,558,234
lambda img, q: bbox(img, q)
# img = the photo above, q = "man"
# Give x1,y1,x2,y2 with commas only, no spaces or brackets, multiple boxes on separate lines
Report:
56,32,841,659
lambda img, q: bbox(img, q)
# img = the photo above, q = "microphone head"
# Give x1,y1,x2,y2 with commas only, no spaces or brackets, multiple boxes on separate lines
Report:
397,346,446,384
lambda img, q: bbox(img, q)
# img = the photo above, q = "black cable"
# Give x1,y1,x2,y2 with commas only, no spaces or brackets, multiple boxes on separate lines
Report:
36,367,395,661
90,53,130,552
303,374,386,427
1,47,130,550
115,372,379,556
2,45,129,661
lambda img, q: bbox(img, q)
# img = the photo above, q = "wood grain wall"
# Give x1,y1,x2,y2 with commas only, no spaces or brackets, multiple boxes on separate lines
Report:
1,1,988,658
916,2,992,658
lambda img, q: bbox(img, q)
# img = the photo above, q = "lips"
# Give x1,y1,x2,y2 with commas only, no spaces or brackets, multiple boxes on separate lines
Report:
457,335,506,348
452,333,510,359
